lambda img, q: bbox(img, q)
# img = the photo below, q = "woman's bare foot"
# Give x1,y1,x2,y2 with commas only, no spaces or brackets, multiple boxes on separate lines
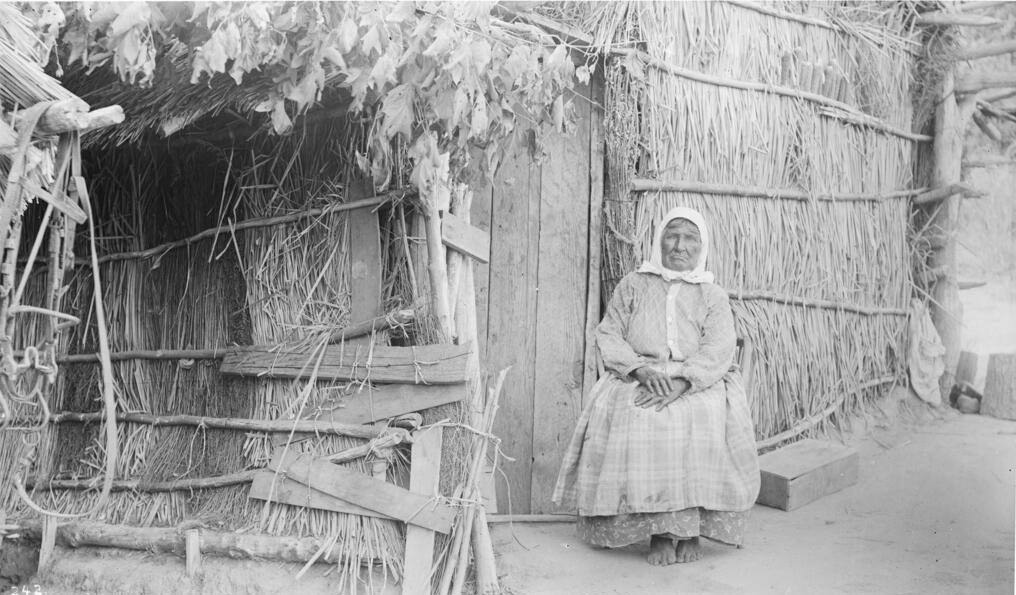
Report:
647,534,678,566
675,537,702,563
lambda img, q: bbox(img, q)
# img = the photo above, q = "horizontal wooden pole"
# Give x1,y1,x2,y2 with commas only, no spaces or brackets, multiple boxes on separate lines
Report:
756,375,897,449
221,344,470,385
50,312,416,363
95,192,408,265
956,39,1016,60
955,1,1011,11
915,12,1002,27
631,178,924,202
486,514,577,523
611,47,930,144
11,520,363,566
963,157,1016,168
328,308,414,343
38,411,399,439
56,347,240,364
721,0,839,31
25,471,255,493
490,4,594,46
729,291,908,316
956,71,1016,93
818,107,934,142
912,182,982,206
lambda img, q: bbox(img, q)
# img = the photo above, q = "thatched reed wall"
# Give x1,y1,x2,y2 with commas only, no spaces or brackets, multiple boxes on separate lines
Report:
0,119,432,577
594,1,929,440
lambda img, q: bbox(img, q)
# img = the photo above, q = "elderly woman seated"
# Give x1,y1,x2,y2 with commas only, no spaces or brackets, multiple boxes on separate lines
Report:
554,207,760,566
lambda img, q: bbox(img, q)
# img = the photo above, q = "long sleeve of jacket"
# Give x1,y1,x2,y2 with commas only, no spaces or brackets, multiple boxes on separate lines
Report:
674,286,736,393
596,276,650,377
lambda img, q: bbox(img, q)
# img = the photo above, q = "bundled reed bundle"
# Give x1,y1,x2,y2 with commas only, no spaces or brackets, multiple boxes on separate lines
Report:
593,1,922,441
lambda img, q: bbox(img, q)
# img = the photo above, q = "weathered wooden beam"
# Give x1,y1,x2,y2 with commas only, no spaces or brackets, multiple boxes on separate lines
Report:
956,39,1016,60
248,471,395,519
441,211,490,263
12,520,373,566
268,450,457,533
930,70,965,400
956,71,1016,93
310,382,469,425
4,100,124,138
220,343,470,384
912,182,982,206
403,427,444,595
915,12,1002,27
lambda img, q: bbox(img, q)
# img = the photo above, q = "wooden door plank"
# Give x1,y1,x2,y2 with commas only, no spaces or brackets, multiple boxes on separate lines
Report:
486,132,541,514
471,184,493,364
402,427,444,595
583,73,606,410
249,471,394,519
346,183,383,349
442,211,490,263
220,344,470,384
306,382,469,425
531,81,592,513
268,450,456,533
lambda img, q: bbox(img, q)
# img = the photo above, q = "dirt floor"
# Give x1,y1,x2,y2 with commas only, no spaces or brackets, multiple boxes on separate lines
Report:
491,411,1016,595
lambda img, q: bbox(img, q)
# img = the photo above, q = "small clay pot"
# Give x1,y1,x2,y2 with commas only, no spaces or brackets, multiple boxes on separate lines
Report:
956,394,980,414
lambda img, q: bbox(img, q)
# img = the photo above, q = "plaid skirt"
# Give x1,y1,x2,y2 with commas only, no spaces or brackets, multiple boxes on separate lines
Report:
552,372,759,517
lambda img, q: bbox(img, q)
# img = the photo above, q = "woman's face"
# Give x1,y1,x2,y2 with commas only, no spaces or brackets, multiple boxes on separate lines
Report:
660,218,702,272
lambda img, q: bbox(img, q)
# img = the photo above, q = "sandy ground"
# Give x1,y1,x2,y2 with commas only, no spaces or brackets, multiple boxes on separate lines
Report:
491,412,1016,595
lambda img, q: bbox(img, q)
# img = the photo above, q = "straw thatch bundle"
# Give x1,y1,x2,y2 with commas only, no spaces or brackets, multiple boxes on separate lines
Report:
593,1,926,440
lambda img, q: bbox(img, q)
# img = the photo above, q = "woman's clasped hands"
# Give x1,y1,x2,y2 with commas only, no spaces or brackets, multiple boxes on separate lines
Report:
632,366,690,411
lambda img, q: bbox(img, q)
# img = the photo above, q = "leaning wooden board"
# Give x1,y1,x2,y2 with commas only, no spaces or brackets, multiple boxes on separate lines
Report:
220,344,470,384
248,471,395,520
268,450,456,534
757,439,858,511
308,382,469,425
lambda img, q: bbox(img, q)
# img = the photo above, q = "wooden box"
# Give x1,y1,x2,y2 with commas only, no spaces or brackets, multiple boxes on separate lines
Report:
756,439,858,511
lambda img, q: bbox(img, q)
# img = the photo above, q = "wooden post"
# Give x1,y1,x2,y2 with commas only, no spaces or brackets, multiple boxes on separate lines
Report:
583,73,605,408
423,199,453,342
981,353,1016,420
185,529,201,577
929,70,965,401
402,427,444,595
956,351,979,388
38,516,58,574
471,506,499,595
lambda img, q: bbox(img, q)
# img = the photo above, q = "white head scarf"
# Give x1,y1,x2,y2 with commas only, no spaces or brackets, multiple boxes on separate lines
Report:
636,206,714,284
